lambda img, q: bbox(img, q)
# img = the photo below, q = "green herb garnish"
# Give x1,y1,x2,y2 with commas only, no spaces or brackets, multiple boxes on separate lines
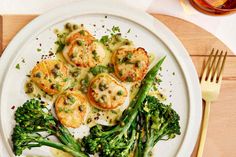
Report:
55,40,65,53
112,26,120,33
100,35,109,45
79,30,85,35
15,64,20,70
89,65,114,76
92,50,99,61
76,40,83,46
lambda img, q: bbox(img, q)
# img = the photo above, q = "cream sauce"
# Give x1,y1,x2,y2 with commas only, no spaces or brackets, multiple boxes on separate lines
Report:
51,148,73,157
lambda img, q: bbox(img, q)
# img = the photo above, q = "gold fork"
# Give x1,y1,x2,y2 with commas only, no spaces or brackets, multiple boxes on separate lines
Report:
197,49,227,157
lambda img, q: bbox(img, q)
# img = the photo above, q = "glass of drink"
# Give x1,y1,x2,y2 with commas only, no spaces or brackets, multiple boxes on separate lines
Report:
189,0,236,15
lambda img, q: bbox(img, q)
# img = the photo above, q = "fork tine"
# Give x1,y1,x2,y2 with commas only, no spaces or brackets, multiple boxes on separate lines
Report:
217,51,227,83
201,49,214,82
212,51,223,82
206,49,219,81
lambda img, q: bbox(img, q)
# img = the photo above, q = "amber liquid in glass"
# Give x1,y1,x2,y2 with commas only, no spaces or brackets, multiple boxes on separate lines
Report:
190,0,236,15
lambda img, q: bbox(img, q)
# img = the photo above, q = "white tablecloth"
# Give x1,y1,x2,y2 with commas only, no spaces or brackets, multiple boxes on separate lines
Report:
0,0,236,156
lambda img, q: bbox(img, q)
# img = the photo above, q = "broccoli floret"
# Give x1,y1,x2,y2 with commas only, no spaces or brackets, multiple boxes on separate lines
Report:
136,96,181,157
12,99,88,157
83,123,137,157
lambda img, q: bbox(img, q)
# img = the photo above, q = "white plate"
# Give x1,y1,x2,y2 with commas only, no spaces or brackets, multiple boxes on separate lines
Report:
0,0,202,157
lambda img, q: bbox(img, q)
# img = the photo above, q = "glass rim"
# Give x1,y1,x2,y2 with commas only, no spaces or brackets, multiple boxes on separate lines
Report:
193,0,236,12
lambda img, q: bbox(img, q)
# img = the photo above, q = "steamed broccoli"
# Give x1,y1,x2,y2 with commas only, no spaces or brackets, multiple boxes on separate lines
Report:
135,96,181,157
12,99,88,157
82,57,166,156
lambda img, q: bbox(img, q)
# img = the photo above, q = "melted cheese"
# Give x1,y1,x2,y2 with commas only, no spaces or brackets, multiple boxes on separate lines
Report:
51,148,73,157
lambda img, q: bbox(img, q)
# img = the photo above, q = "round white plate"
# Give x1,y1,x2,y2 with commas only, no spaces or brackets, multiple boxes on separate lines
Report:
0,0,202,157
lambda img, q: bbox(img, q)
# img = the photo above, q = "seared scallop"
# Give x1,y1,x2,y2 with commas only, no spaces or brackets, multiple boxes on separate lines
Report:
31,59,69,95
55,91,88,128
63,29,106,67
112,47,149,82
88,73,127,110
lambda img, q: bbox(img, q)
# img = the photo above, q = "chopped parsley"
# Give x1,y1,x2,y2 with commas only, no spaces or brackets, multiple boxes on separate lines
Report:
100,35,109,45
111,110,118,114
55,40,65,53
112,26,120,33
55,83,61,90
15,64,20,70
55,32,69,53
119,70,123,76
64,108,72,113
92,50,99,61
80,75,90,93
79,30,85,35
76,40,83,46
127,29,131,33
127,52,133,60
63,78,69,82
89,65,114,76
37,48,41,52
126,76,133,82
58,107,63,112
68,95,76,104
155,78,162,84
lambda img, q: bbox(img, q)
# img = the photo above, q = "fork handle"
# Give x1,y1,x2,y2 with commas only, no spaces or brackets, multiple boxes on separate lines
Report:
197,101,211,157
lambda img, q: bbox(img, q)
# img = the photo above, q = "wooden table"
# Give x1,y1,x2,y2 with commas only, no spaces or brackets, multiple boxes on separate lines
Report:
1,14,236,157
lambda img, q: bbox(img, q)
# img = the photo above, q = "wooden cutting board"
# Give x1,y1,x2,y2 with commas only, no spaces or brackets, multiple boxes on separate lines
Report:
1,14,236,157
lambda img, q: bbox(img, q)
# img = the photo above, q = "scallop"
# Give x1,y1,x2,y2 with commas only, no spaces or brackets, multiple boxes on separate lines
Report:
55,91,88,128
112,47,149,82
88,73,127,110
31,59,69,95
63,29,106,67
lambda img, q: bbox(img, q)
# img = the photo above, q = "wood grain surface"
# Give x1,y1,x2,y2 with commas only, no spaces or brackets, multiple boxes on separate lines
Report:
0,14,236,157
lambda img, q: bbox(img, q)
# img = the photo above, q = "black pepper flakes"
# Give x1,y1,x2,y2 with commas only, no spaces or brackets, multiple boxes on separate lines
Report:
49,51,54,56
78,105,84,112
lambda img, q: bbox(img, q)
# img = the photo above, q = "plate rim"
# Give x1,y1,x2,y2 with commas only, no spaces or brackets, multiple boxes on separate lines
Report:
0,0,202,156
